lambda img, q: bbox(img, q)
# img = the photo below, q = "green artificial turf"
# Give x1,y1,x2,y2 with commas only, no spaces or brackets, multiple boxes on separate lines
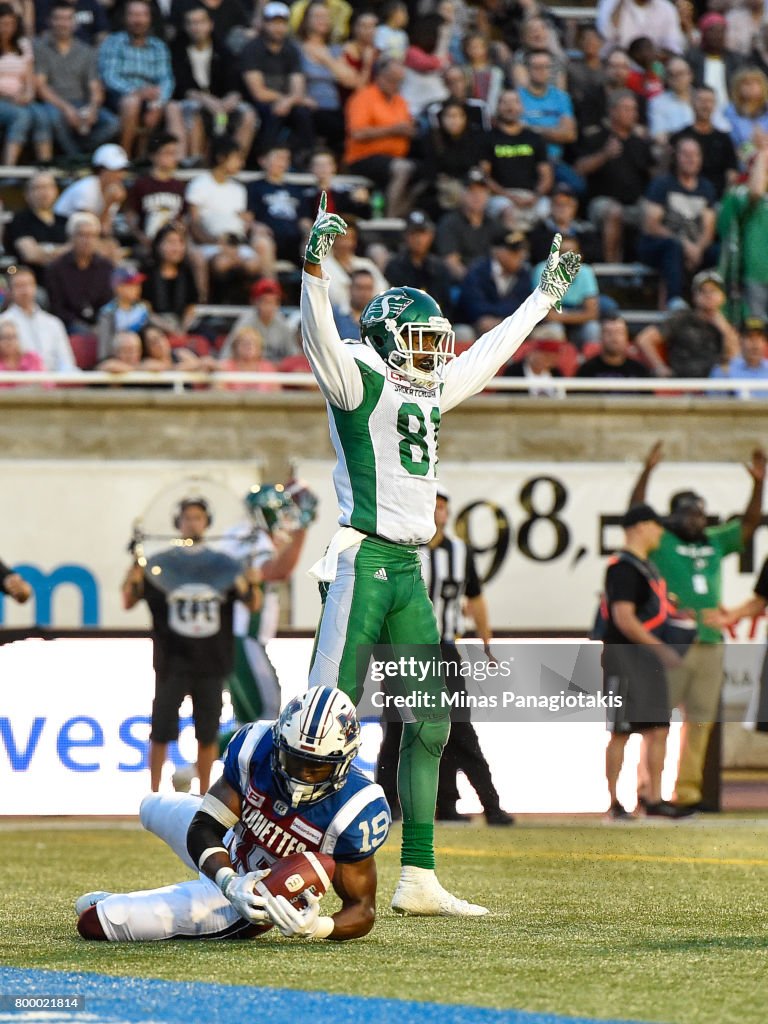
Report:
1,818,767,1023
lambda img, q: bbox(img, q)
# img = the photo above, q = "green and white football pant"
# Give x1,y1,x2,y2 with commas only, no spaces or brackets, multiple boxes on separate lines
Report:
309,536,449,870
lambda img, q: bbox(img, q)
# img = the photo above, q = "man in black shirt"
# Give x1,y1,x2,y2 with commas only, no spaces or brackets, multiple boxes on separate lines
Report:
574,90,654,262
385,210,452,315
5,172,68,280
670,85,738,196
240,1,314,158
601,504,688,820
575,315,650,391
435,168,497,283
122,497,261,793
480,88,552,229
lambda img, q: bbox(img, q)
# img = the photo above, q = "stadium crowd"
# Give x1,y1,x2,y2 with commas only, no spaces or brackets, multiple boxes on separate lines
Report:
1,0,768,391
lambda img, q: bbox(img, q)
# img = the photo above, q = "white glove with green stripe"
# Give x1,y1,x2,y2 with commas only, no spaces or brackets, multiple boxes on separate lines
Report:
304,191,347,265
538,233,582,311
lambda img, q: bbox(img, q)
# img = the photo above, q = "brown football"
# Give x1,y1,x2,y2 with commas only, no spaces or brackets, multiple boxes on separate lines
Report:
247,851,335,936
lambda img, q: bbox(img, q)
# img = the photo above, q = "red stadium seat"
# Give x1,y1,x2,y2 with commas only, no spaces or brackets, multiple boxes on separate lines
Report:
69,334,98,371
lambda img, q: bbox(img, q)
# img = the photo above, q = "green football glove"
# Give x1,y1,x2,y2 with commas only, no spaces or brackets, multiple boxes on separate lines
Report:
304,190,347,265
538,232,582,311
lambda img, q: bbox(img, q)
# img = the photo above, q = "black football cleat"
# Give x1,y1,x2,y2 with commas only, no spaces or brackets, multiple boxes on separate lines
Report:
644,800,697,819
606,801,634,821
485,809,515,826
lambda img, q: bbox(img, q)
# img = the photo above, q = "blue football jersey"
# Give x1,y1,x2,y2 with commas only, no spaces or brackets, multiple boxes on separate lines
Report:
222,723,391,873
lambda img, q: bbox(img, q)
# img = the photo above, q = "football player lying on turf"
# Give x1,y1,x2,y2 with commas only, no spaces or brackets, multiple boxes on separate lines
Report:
76,687,389,942
302,193,581,917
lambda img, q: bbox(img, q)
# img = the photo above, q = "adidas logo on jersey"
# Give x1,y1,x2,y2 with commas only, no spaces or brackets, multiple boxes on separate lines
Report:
373,567,388,581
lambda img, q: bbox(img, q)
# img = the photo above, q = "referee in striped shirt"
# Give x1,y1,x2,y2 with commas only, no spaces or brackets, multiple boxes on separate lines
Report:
376,490,514,826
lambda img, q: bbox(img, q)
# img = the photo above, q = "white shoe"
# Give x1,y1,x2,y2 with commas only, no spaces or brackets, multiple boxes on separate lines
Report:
172,764,197,793
391,866,488,917
75,891,111,916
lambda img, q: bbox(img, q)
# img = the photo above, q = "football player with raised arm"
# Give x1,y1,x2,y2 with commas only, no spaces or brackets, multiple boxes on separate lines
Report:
301,193,581,916
75,687,389,943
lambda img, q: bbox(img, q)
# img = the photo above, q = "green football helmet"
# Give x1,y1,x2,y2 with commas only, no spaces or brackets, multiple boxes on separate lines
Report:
359,286,455,386
245,484,300,534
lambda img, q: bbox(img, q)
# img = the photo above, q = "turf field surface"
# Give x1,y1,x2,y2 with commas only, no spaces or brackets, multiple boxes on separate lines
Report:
1,818,767,1024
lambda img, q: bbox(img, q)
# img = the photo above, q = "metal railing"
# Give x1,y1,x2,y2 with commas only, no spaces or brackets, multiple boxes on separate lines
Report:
0,371,766,395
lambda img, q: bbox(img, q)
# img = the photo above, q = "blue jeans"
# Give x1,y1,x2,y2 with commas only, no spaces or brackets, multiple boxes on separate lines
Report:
0,99,48,145
40,103,119,157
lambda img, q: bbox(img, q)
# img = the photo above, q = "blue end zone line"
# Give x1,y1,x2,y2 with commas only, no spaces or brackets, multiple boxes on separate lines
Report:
0,969,660,1024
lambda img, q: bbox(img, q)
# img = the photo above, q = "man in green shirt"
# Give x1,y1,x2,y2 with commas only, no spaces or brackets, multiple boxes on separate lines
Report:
630,441,766,809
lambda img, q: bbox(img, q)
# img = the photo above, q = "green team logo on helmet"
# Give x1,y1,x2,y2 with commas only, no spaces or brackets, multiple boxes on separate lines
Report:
359,286,455,386
245,484,300,534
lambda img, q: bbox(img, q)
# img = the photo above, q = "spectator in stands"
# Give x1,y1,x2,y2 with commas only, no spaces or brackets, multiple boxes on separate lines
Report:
458,228,532,335
54,141,129,237
344,57,415,217
34,1,118,159
384,209,452,313
96,263,150,359
95,328,143,373
4,170,67,278
517,49,576,173
169,0,249,52
596,0,685,56
240,0,315,162
0,1,51,164
637,136,718,307
46,211,113,332
599,46,648,127
167,3,256,165
435,166,496,283
460,30,502,118
671,86,738,196
35,0,109,48
125,132,186,250
288,0,351,44
624,36,663,103
0,317,45,381
510,14,567,91
400,13,450,120
724,68,768,157
574,90,654,263
575,314,650,387
527,180,602,265
687,13,743,127
532,236,600,347
374,0,408,62
247,142,304,263
216,325,278,391
298,147,372,224
479,87,552,231
140,221,199,330
648,55,694,144
97,0,174,158
140,320,209,371
297,0,361,152
186,135,273,280
418,98,485,217
5,263,77,370
340,7,376,97
322,214,389,312
502,322,565,398
221,277,294,360
710,317,768,398
426,62,490,132
726,0,765,58
567,25,606,128
634,268,739,376
332,266,375,342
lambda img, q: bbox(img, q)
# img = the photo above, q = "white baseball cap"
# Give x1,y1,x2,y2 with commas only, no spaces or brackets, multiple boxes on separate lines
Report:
92,143,130,170
263,1,290,18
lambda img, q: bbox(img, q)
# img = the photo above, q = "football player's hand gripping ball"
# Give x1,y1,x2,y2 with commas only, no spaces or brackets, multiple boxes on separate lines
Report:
538,232,582,312
304,191,347,265
264,889,325,939
218,868,271,924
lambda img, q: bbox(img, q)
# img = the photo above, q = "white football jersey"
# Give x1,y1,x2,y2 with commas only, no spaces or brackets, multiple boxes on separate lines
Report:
302,271,551,545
